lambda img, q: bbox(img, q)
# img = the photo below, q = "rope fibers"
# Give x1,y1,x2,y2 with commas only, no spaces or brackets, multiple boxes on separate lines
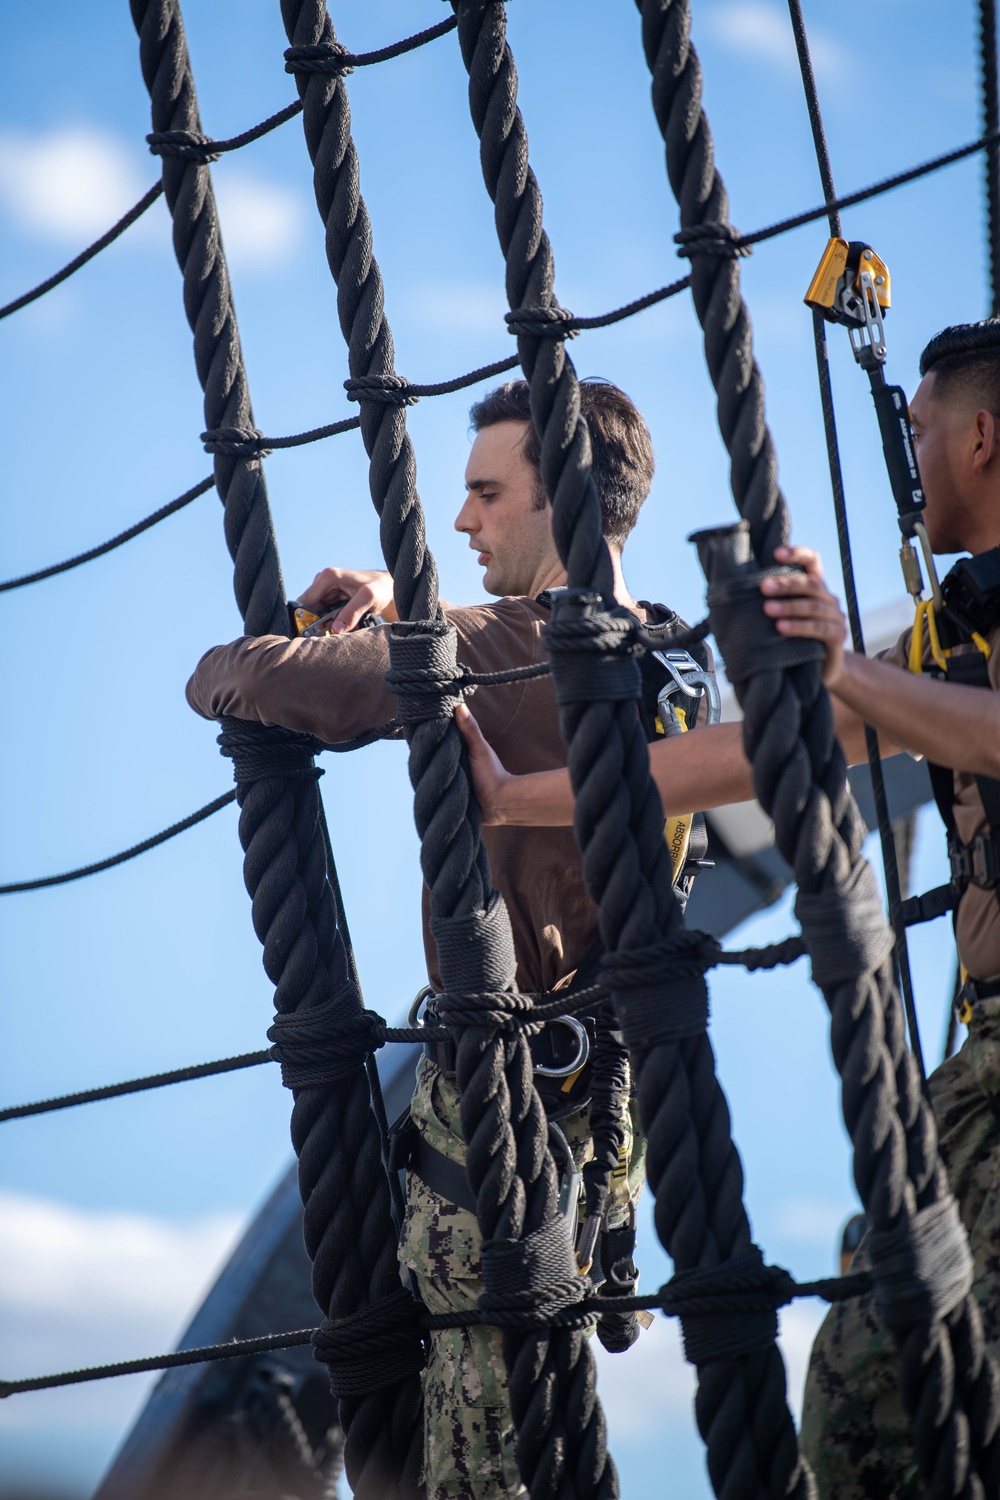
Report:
129,4,423,1496
638,0,1000,1493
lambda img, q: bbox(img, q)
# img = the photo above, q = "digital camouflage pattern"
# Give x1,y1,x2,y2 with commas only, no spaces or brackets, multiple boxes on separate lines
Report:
800,996,1000,1498
399,1055,645,1499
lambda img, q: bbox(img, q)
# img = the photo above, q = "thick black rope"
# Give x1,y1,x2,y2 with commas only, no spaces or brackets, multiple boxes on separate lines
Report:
1,1266,878,1400
0,790,236,894
129,11,422,1500
451,5,806,1499
0,476,213,593
784,0,927,1088
784,4,1000,1489
640,2,1000,1495
982,0,1000,316
282,5,610,1494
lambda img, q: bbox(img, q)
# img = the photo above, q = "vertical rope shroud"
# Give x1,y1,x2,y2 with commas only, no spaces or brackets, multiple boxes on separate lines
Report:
127,7,424,1499
451,3,811,1497
784,0,927,1085
279,3,616,1495
635,0,1000,1494
981,0,1000,316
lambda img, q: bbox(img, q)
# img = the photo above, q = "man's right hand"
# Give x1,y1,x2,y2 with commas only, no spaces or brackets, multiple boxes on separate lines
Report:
296,568,398,632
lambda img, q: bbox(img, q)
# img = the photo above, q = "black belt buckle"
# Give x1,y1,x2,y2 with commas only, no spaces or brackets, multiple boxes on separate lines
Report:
971,832,1000,890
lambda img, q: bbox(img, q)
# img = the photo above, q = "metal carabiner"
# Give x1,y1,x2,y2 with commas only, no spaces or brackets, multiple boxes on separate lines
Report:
653,648,722,729
548,1121,582,1245
531,1014,591,1078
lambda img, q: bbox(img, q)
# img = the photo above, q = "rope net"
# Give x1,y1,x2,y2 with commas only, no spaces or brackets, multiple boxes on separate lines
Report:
3,3,998,1499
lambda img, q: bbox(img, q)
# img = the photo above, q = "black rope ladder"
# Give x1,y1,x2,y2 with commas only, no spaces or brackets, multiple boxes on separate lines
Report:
3,3,1000,1499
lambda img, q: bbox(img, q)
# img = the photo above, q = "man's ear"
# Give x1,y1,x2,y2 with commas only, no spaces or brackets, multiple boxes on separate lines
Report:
973,409,999,474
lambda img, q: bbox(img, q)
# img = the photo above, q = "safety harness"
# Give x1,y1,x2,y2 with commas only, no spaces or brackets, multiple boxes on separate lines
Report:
392,598,719,1332
807,239,1000,1015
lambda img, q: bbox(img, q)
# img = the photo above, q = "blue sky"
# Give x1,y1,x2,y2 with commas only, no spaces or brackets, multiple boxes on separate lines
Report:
0,1,988,1495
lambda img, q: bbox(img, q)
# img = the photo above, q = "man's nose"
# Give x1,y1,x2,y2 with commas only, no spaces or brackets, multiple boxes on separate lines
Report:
454,494,476,533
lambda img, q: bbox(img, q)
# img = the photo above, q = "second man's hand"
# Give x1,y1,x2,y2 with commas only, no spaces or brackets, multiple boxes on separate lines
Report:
297,567,398,632
760,545,848,686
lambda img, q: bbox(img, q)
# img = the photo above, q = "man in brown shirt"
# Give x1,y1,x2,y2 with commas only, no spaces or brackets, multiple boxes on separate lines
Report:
188,379,709,1498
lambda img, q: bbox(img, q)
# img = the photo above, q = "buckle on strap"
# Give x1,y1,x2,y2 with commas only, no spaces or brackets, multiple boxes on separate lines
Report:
949,832,1000,891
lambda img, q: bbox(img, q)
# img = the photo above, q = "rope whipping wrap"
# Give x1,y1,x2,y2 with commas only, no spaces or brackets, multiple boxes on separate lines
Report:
279,6,612,1496
636,1,1000,1493
452,4,807,1499
128,8,423,1499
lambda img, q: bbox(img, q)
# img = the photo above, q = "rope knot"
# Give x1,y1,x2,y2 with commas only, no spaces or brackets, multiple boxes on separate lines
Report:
201,425,271,459
284,41,356,77
312,1289,426,1398
147,130,221,164
543,589,643,706
674,222,751,260
433,987,539,1033
268,1002,384,1090
217,720,325,784
344,374,418,406
662,1247,786,1365
504,305,578,339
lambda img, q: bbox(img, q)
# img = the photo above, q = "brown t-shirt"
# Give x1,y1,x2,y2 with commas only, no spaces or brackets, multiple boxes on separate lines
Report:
880,620,1000,980
186,598,600,994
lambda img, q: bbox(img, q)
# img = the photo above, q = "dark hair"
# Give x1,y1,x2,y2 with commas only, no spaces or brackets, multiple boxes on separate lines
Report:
919,319,1000,415
468,378,655,548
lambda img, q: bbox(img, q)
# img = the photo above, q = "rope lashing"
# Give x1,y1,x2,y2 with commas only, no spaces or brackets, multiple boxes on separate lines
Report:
674,222,751,260
869,1199,975,1331
542,596,644,704
670,1247,780,1365
217,721,324,782
794,865,896,989
343,375,420,407
695,525,824,685
269,1004,381,1089
479,1216,590,1327
147,129,222,163
284,14,459,77
311,1290,427,1400
504,305,579,339
601,934,711,1049
201,426,273,459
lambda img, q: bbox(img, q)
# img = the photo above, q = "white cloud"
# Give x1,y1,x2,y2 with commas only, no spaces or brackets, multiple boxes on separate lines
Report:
594,1296,827,1440
595,1316,695,1437
0,126,305,273
0,1190,242,1431
0,126,148,241
704,2,847,83
213,169,306,271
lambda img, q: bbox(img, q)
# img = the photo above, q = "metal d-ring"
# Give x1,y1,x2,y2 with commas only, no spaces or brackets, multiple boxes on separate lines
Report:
532,1014,590,1077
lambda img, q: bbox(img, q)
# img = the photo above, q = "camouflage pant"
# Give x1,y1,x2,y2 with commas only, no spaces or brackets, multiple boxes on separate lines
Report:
801,996,1000,1499
398,1055,645,1500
